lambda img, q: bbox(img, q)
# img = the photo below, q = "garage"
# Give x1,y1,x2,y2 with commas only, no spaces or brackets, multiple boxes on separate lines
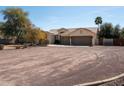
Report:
71,36,93,46
60,36,93,46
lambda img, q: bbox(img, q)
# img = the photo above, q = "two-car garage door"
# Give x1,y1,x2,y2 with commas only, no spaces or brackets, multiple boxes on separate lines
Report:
60,36,93,46
71,36,92,46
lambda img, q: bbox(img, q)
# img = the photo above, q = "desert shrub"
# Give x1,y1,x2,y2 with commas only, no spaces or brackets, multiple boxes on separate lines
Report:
0,44,4,50
23,27,47,45
16,46,21,49
39,39,49,46
23,44,28,48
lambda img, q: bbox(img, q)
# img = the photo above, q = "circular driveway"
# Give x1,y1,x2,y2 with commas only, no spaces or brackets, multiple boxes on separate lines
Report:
0,46,124,85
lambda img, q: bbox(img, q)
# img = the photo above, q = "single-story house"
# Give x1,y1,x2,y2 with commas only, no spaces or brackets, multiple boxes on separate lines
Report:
47,27,98,46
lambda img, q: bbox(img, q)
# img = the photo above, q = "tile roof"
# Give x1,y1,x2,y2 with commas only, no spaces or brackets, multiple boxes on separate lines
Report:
49,27,97,35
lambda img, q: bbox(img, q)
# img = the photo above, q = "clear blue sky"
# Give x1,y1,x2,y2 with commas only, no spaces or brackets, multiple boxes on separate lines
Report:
0,6,124,31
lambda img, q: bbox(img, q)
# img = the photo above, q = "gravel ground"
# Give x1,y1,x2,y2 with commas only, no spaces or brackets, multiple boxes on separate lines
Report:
100,76,124,86
0,46,124,86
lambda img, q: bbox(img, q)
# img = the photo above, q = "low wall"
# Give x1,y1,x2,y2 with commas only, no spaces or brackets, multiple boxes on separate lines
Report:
103,39,113,46
99,38,124,46
0,39,15,44
113,39,124,46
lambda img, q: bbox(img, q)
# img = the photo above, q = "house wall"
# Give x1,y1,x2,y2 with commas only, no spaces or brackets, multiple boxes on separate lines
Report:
62,29,97,45
47,32,55,44
93,35,98,45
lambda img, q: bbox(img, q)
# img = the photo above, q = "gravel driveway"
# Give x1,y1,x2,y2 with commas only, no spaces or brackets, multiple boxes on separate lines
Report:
0,46,124,85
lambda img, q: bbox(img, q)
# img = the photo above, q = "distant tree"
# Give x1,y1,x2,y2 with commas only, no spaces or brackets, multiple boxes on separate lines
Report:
95,16,102,31
1,7,30,41
0,22,3,29
120,28,124,39
99,23,113,38
113,24,120,38
0,7,47,45
0,22,3,33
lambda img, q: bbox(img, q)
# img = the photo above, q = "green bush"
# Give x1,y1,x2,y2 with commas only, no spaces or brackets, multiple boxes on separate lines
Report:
16,46,21,49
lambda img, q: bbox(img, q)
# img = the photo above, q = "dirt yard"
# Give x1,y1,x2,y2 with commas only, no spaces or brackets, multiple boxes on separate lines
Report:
0,46,124,86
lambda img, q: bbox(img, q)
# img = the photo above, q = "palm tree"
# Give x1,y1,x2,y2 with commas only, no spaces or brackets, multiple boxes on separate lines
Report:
95,16,102,32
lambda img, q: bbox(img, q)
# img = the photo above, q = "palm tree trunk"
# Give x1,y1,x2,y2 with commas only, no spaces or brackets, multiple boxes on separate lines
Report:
98,24,100,32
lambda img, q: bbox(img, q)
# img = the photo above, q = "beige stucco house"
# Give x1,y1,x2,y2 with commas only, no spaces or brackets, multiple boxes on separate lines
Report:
47,27,98,46
46,32,55,44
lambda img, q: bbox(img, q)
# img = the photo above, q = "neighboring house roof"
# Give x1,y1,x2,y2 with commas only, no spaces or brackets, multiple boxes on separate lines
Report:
49,27,97,36
49,29,59,35
46,31,55,35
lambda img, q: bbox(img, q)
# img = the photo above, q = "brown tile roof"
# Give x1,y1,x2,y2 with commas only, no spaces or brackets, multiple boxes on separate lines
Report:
49,27,97,35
